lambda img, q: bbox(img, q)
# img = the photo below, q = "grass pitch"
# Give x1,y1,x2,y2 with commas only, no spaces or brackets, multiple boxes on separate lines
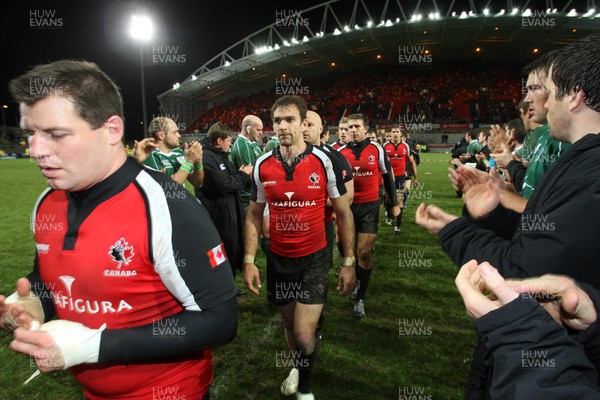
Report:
0,153,474,399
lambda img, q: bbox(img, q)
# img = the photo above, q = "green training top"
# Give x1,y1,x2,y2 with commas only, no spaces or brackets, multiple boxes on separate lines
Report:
263,136,280,153
521,125,570,199
143,148,185,176
230,135,262,207
466,139,482,155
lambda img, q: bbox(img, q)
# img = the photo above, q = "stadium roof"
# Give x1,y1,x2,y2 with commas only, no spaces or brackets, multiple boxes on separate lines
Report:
157,0,599,122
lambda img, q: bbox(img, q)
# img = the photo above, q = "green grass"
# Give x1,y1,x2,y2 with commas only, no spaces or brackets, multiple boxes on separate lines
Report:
0,153,475,399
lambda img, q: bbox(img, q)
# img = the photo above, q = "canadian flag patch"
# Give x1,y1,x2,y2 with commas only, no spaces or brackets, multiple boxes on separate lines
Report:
207,243,227,268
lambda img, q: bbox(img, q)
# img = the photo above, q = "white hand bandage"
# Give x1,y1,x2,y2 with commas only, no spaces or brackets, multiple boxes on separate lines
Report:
40,320,106,369
5,291,45,323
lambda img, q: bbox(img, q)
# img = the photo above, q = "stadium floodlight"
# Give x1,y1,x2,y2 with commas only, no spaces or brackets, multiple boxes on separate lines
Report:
333,28,342,35
274,43,280,49
522,9,532,17
172,83,180,90
459,11,468,19
344,25,351,32
224,61,230,67
130,15,153,136
191,75,197,81
567,9,577,17
302,36,309,42
468,11,475,16
378,20,385,26
511,8,519,15
583,9,595,17
385,19,393,26
130,16,153,41
283,40,291,46
451,11,457,17
367,20,373,27
396,18,400,22
354,24,361,30
483,8,489,16
291,38,299,44
496,9,505,16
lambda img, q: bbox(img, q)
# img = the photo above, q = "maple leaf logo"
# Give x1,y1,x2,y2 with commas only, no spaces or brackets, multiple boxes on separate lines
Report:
309,172,320,184
108,238,135,269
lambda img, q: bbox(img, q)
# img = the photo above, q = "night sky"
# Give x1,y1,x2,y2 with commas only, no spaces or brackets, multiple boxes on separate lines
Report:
0,0,324,141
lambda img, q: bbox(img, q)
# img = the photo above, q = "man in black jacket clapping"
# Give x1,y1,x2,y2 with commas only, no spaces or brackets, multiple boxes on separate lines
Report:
196,123,253,285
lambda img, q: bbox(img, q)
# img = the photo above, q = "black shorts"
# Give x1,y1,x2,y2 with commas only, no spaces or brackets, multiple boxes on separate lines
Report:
394,175,406,193
267,247,329,306
351,200,380,234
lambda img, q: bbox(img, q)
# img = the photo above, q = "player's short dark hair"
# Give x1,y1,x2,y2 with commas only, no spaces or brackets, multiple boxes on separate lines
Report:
507,118,527,144
9,59,123,129
551,33,600,112
271,96,307,121
207,122,233,144
479,130,491,139
466,129,479,140
347,113,369,128
522,49,559,78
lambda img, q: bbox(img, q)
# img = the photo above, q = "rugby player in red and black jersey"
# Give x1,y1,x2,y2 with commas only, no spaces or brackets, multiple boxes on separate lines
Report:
340,114,400,318
1,60,237,400
384,126,418,234
244,97,356,400
331,117,349,150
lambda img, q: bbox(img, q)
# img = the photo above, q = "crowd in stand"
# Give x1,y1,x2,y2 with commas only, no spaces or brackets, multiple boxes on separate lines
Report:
188,62,521,133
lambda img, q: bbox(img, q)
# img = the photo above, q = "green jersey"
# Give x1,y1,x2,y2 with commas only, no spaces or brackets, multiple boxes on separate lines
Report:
230,135,262,207
466,139,482,155
263,137,280,153
143,148,185,176
521,125,570,199
519,125,545,161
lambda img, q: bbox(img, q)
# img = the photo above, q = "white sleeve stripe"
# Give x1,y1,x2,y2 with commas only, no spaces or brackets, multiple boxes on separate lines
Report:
32,188,53,234
254,152,270,204
313,147,342,199
373,142,389,174
135,171,201,311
